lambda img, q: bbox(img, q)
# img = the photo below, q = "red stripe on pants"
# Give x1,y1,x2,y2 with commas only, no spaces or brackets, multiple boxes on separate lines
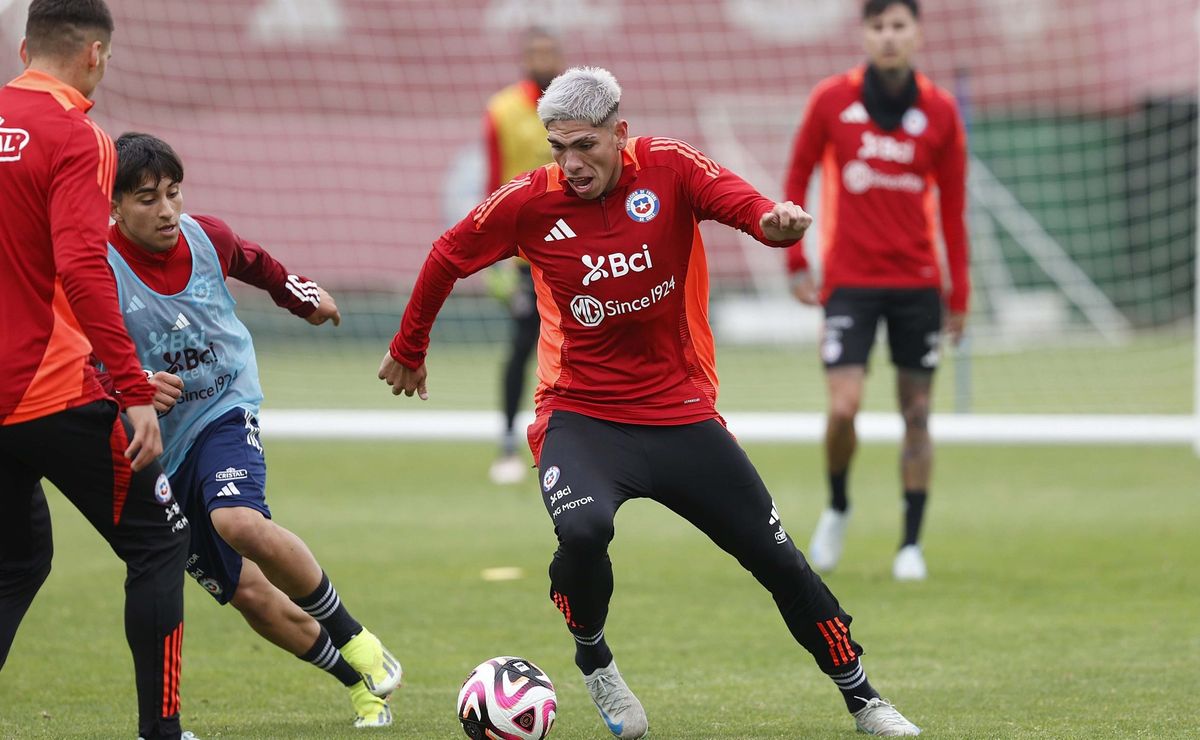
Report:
816,619,849,666
162,622,182,717
833,617,857,661
108,416,132,525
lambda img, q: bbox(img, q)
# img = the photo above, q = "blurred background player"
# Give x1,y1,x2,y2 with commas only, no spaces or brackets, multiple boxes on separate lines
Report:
381,67,920,738
785,0,969,581
0,3,191,739
106,132,402,728
482,27,565,485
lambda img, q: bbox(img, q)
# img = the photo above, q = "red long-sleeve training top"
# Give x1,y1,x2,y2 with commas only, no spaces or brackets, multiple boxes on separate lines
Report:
390,136,795,460
0,69,153,424
784,66,970,312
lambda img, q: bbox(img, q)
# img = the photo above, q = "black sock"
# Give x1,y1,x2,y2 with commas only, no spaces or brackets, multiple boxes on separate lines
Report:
829,470,849,513
298,628,362,687
573,627,614,674
902,490,927,547
292,572,363,648
829,661,880,713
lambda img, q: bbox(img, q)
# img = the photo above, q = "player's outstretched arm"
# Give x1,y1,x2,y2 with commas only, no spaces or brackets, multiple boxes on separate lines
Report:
378,355,428,400
305,286,342,327
760,201,813,243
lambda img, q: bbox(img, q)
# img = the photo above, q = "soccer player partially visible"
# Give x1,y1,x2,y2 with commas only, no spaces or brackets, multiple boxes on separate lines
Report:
0,2,190,739
785,0,970,580
381,67,921,737
106,132,402,728
482,27,565,485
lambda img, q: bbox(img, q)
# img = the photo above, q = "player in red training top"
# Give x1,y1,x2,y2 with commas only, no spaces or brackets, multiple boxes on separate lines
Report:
381,67,921,738
0,3,189,740
785,0,969,582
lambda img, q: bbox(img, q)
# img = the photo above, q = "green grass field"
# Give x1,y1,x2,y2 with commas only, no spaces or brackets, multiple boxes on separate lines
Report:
250,336,1194,415
2,441,1197,739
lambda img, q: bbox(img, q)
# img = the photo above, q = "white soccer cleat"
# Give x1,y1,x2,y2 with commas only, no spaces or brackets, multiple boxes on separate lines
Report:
807,508,850,572
488,455,528,485
853,697,921,736
583,660,648,739
892,545,927,581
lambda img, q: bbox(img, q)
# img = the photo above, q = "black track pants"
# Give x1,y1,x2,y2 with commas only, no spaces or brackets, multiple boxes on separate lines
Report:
0,400,189,739
538,411,865,675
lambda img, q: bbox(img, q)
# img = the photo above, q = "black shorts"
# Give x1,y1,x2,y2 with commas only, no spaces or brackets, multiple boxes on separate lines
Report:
821,287,942,371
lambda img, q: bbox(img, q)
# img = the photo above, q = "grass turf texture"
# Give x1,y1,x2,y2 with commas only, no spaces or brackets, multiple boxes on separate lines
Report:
249,337,1193,415
1,441,1196,738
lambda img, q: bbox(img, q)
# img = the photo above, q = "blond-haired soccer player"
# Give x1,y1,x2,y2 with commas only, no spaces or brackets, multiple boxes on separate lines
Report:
381,67,921,738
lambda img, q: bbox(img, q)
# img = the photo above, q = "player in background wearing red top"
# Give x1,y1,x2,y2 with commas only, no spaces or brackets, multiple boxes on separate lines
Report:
0,3,190,739
785,0,969,582
380,67,920,738
482,28,565,485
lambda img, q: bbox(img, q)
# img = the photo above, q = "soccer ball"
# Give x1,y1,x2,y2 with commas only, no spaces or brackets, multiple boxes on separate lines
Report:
456,656,557,739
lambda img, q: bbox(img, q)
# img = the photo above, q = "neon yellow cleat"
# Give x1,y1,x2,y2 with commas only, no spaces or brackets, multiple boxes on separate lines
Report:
341,629,403,698
350,681,392,729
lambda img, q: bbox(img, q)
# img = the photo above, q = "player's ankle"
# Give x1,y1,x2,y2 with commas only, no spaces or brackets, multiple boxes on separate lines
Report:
573,629,614,674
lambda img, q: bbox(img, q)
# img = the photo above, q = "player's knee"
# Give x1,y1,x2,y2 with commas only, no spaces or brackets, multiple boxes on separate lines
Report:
210,507,271,557
229,579,272,620
901,400,930,432
828,400,859,427
555,515,614,557
751,545,809,586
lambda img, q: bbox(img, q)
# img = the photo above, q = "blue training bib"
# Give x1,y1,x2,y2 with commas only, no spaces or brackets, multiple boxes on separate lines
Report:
108,214,263,476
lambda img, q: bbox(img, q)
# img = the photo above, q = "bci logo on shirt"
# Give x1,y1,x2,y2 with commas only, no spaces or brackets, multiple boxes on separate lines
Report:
581,244,653,286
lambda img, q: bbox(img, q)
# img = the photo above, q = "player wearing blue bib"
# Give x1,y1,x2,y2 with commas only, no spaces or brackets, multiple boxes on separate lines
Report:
106,132,401,728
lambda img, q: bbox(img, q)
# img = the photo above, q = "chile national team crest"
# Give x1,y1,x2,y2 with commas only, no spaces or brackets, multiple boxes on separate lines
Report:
154,473,174,504
625,188,660,223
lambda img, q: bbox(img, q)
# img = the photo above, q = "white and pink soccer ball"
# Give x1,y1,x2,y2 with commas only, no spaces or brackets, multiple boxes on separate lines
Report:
456,656,557,739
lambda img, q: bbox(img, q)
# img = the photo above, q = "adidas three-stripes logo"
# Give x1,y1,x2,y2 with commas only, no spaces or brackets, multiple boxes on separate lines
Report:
126,296,146,314
216,482,240,497
285,274,321,308
840,101,869,124
544,218,577,242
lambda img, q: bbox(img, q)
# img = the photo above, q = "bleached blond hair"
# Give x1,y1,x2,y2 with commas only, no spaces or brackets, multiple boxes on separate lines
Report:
537,66,622,127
